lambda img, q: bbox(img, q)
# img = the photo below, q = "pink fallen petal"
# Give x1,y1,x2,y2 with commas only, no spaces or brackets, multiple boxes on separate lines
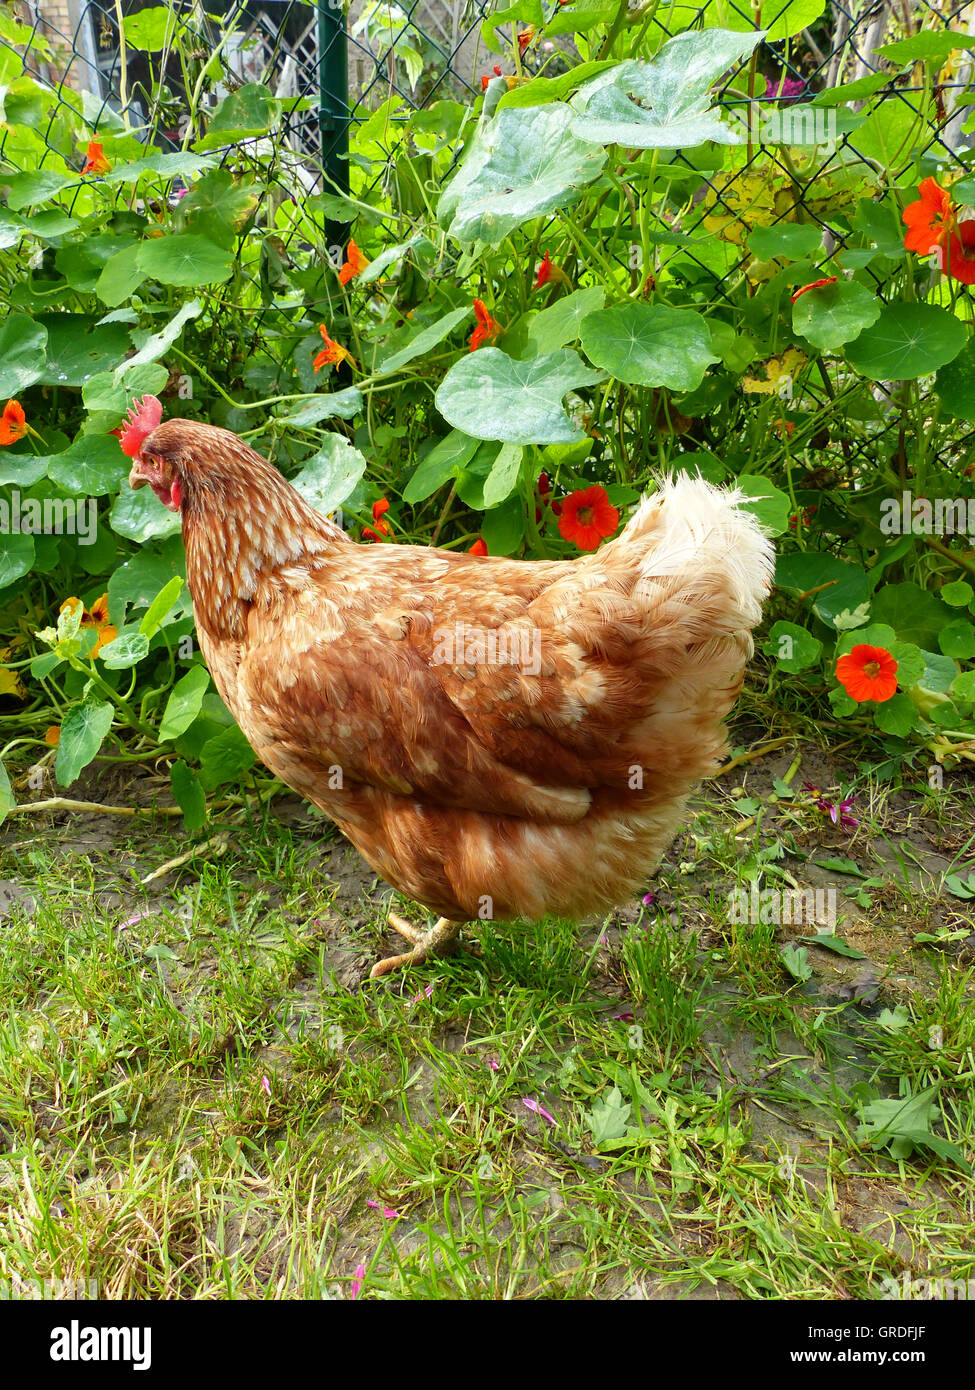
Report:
366,1200,400,1219
351,1263,365,1299
409,983,435,1005
522,1098,557,1126
486,1058,500,1071
612,1011,635,1021
260,1075,271,1097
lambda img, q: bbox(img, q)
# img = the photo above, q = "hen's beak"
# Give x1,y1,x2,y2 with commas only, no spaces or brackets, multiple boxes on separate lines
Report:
128,456,149,490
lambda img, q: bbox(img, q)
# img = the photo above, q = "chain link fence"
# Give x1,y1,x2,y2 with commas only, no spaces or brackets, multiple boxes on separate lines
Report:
4,1,975,475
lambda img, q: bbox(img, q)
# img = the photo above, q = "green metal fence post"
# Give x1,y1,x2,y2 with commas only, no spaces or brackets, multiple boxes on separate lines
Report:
318,0,350,249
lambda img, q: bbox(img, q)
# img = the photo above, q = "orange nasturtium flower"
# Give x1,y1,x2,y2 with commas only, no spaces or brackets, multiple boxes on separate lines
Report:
469,299,502,352
362,498,393,542
835,644,898,703
790,276,837,304
61,593,116,657
81,140,111,176
902,177,955,255
468,537,488,555
557,485,619,552
44,726,61,747
338,239,369,285
313,324,355,372
517,26,536,53
0,399,28,445
533,252,571,291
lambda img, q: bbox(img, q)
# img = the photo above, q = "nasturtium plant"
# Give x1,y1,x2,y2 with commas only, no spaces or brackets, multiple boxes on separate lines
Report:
3,0,975,821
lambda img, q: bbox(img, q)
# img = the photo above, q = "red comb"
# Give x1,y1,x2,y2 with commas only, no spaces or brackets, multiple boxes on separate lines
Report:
118,395,163,458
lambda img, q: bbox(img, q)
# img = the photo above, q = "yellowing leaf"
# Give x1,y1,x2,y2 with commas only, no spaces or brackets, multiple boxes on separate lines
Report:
743,347,807,395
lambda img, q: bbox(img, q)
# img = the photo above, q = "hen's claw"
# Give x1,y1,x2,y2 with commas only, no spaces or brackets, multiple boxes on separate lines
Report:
369,914,463,978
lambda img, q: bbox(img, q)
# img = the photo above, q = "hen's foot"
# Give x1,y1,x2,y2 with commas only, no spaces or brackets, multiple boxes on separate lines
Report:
369,914,463,978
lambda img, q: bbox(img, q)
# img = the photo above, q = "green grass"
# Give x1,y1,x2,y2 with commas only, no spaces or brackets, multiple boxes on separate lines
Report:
0,747,974,1300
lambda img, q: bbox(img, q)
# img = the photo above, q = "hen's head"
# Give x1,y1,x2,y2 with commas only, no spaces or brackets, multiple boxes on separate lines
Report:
123,395,184,511
124,396,256,514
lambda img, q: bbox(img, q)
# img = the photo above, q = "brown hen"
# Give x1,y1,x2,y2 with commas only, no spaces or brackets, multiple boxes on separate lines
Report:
125,399,773,976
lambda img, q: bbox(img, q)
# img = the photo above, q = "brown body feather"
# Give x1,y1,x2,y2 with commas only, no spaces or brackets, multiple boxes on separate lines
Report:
136,420,773,921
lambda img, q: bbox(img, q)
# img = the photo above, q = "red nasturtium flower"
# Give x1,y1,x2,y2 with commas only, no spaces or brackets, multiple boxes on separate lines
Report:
481,64,503,90
362,498,392,542
790,276,837,304
469,299,502,351
81,140,111,176
517,26,536,53
947,218,975,284
902,177,955,255
338,239,369,286
468,537,488,555
535,252,555,289
835,644,898,703
313,324,354,372
558,485,619,551
0,399,28,445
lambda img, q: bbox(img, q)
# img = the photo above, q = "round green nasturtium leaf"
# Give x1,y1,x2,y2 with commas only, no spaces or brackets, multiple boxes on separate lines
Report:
952,669,975,700
748,224,822,260
935,335,975,420
736,475,791,536
170,760,206,832
436,348,604,445
887,640,925,689
480,493,526,556
714,0,822,43
870,581,952,648
37,316,131,388
792,279,880,351
846,303,966,381
160,666,211,742
82,363,169,416
765,620,823,672
110,484,182,542
291,435,368,517
579,304,719,391
873,691,918,737
56,697,114,787
47,434,129,495
123,4,179,49
527,286,606,357
137,234,233,287
828,684,858,717
96,242,148,307
570,28,765,147
835,622,896,657
939,619,975,659
919,649,960,692
97,630,151,669
0,533,35,589
940,580,974,608
775,552,870,630
438,103,606,246
0,313,47,397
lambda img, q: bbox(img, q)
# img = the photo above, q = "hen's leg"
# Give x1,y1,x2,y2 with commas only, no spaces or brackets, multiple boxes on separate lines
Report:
369,915,463,978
